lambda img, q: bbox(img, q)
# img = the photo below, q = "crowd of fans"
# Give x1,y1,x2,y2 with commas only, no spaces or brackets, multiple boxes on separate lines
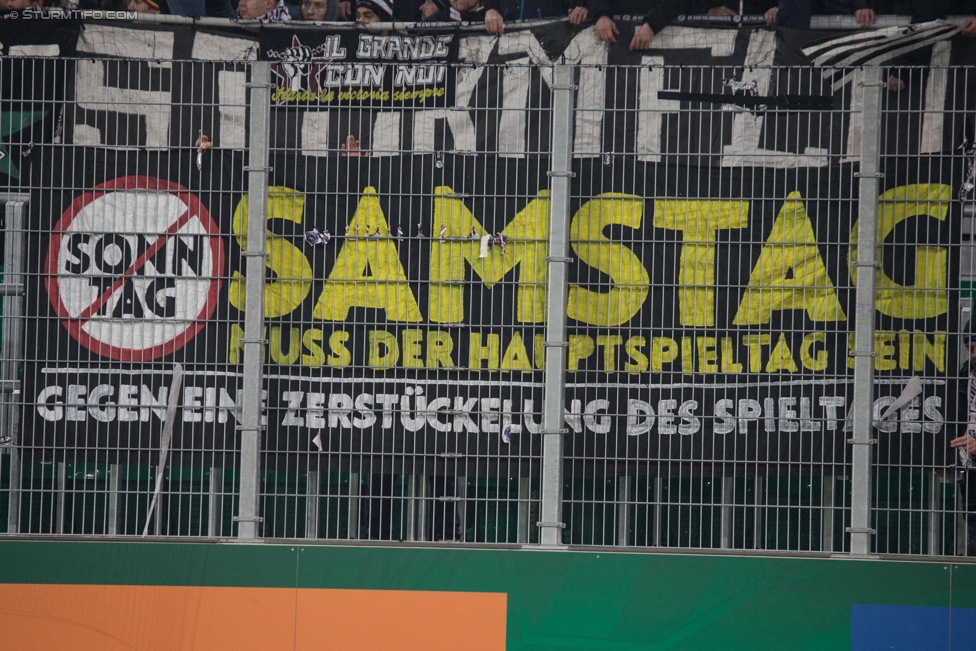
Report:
0,0,974,43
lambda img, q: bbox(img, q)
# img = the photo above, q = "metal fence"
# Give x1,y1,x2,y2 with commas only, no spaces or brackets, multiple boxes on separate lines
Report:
0,30,974,558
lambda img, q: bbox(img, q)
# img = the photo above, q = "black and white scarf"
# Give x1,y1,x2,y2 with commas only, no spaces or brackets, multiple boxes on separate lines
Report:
238,0,292,22
964,370,976,468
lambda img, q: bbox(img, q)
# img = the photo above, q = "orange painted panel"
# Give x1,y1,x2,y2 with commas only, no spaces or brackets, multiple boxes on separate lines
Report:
0,584,297,651
0,584,507,651
295,587,507,651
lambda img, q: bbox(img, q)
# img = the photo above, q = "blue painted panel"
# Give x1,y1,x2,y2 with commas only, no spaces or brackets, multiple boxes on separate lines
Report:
851,604,976,651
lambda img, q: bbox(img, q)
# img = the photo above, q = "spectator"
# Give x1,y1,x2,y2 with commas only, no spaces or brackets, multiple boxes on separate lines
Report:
765,0,853,29
355,0,392,20
336,0,351,16
301,0,335,19
851,1,976,90
127,0,163,11
950,334,976,556
631,0,780,50
2,0,105,13
421,0,504,33
7,0,101,9
497,0,574,21
2,0,44,11
238,0,292,19
851,0,976,34
580,0,772,50
579,0,853,39
341,134,368,156
166,0,236,16
567,0,623,43
419,0,446,18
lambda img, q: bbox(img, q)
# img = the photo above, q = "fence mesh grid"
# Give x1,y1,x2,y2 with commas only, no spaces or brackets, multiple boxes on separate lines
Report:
0,22,973,558
258,60,549,543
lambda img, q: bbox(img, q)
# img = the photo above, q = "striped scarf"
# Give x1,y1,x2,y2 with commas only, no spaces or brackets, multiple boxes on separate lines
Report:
969,371,976,428
239,0,292,22
963,371,976,468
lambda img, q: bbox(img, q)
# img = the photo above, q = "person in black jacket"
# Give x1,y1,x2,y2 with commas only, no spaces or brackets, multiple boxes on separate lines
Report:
567,0,629,42
630,0,777,49
570,0,778,49
850,0,976,91
355,0,392,20
851,0,976,32
300,0,336,20
419,0,447,18
421,0,505,32
764,0,854,29
497,0,574,21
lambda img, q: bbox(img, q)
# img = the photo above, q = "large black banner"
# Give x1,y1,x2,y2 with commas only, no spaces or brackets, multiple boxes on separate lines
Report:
4,17,973,474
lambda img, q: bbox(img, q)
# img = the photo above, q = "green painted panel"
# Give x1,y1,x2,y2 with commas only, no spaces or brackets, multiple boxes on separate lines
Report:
0,541,297,588
292,546,954,651
954,563,976,609
0,540,969,650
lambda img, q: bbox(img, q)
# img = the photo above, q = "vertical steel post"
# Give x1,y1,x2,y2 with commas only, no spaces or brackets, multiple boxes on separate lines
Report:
56,461,66,534
653,476,663,546
539,64,575,547
957,484,968,555
236,61,271,540
455,474,467,542
926,471,942,555
849,66,884,556
405,475,417,541
616,476,631,546
720,477,734,549
347,472,360,539
107,464,119,536
405,475,427,542
208,467,220,537
3,198,27,533
305,471,319,539
517,476,529,543
821,475,834,552
753,476,764,549
416,476,427,542
154,468,163,536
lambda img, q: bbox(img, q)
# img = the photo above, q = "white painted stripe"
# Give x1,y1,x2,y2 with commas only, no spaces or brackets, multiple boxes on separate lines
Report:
218,70,248,150
920,40,951,154
301,110,330,155
190,33,257,61
76,24,174,67
9,44,60,57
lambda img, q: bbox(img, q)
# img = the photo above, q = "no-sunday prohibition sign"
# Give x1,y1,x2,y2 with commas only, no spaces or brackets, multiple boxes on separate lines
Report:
46,176,225,362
